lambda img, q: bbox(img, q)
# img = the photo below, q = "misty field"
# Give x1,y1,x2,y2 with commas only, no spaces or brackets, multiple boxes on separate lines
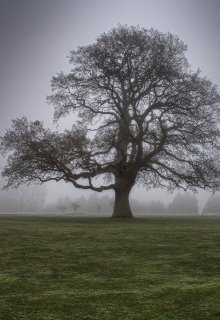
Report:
0,216,220,320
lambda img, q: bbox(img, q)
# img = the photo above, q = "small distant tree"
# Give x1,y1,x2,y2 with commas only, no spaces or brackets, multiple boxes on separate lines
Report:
96,204,101,214
1,25,220,218
202,193,220,215
58,204,66,214
71,201,80,214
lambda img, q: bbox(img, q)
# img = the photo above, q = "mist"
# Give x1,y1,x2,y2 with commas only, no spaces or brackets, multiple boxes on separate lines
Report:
0,175,218,215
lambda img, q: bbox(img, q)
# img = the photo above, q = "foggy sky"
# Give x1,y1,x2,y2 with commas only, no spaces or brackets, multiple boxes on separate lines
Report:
0,0,220,206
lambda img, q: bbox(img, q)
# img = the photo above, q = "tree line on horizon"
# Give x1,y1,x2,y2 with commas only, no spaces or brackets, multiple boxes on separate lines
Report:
0,183,219,215
0,184,46,213
54,191,219,215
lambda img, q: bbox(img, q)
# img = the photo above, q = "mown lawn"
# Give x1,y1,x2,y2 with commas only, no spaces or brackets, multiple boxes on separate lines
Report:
0,215,220,320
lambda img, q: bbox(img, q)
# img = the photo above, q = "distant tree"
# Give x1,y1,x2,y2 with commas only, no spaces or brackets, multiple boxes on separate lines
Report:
58,204,66,214
1,25,220,218
145,200,167,214
71,201,80,214
202,193,220,215
167,192,198,214
0,181,46,213
18,184,47,212
131,198,149,214
96,204,101,214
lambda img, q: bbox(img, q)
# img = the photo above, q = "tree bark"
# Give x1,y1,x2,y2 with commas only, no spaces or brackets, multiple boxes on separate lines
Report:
112,174,135,218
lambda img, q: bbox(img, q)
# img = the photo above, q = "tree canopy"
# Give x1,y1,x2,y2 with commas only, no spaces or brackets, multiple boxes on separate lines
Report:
1,25,220,217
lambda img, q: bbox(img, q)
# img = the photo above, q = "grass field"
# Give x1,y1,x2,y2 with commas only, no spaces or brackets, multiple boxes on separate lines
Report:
0,215,220,320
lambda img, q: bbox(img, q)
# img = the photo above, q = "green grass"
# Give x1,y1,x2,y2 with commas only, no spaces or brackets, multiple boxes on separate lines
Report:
1,215,220,319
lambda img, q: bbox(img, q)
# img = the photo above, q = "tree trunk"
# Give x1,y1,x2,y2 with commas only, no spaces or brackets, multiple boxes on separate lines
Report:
112,175,135,218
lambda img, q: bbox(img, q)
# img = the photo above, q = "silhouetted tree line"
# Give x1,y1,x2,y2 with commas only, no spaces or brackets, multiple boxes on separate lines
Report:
52,191,216,215
0,182,219,215
132,192,198,214
0,182,46,213
54,194,114,215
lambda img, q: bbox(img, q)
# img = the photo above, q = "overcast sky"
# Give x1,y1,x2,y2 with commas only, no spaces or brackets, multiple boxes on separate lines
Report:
0,0,220,207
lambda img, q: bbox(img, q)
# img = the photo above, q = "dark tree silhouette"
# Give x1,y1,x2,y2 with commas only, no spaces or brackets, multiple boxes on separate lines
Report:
1,26,220,218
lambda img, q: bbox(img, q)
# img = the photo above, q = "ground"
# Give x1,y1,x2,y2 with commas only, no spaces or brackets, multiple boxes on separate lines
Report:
0,215,220,320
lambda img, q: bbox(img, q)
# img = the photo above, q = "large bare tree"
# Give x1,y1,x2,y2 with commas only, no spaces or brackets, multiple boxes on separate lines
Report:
1,26,220,218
